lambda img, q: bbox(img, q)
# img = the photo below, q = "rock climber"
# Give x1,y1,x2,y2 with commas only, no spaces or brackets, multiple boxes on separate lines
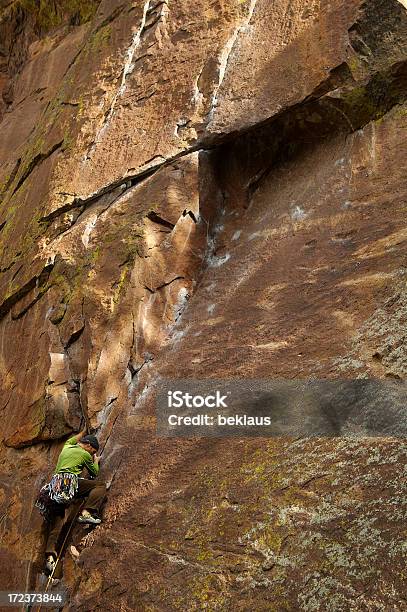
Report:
36,429,107,574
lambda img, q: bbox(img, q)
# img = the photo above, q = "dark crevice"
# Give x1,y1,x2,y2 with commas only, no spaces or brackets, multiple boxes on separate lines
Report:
0,262,54,321
50,379,69,387
40,202,85,227
127,353,153,381
144,276,184,294
130,90,156,104
304,63,354,101
182,210,197,223
127,361,138,379
0,259,17,274
10,285,50,320
146,211,175,230
0,157,21,200
131,52,153,68
11,140,63,197
99,409,121,454
67,373,89,432
155,276,185,291
143,15,161,32
41,145,201,232
39,160,163,226
97,396,118,427
11,287,49,321
349,27,372,58
138,155,166,168
64,324,85,350
246,164,274,201
142,0,166,33
67,379,81,394
127,361,142,379
10,262,54,319
93,3,127,34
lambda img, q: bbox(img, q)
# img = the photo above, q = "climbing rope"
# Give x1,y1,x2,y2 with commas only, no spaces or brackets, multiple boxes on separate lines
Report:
35,501,85,612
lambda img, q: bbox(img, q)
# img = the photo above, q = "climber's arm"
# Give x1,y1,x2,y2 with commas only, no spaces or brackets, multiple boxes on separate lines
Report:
84,453,100,477
64,428,87,446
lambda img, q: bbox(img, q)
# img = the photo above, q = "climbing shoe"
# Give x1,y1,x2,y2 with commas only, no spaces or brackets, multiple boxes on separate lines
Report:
45,554,56,574
77,510,101,525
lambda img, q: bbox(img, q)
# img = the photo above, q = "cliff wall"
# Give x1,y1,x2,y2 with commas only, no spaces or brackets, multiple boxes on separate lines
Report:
1,0,407,609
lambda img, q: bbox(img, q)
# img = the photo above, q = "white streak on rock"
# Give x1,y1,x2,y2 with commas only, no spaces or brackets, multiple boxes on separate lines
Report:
209,0,257,117
192,77,204,107
89,0,152,154
116,0,151,96
174,286,189,321
208,253,231,267
291,205,307,221
369,121,377,170
81,214,98,248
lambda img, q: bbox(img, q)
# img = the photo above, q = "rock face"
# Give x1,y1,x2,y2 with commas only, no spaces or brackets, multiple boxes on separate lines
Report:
1,0,407,608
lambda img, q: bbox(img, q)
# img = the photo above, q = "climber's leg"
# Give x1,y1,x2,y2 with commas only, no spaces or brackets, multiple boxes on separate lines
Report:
45,511,66,557
76,478,107,524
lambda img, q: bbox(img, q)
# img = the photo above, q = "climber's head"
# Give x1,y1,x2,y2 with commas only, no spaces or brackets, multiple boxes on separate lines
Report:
79,434,99,454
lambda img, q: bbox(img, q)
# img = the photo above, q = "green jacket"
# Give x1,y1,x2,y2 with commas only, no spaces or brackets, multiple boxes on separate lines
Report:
54,436,99,477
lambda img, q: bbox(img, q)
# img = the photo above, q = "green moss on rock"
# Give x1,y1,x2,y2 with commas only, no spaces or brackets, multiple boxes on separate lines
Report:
16,0,99,33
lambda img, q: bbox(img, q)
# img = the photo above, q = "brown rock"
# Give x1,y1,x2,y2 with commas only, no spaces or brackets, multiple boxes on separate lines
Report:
1,0,407,609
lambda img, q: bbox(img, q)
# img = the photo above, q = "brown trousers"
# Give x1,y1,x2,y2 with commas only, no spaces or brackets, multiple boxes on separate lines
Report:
45,478,106,555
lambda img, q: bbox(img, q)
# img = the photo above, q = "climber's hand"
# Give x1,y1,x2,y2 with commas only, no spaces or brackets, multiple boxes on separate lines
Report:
94,455,101,463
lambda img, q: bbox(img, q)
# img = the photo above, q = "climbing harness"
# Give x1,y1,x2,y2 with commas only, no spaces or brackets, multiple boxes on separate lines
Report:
35,473,79,521
48,473,79,504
